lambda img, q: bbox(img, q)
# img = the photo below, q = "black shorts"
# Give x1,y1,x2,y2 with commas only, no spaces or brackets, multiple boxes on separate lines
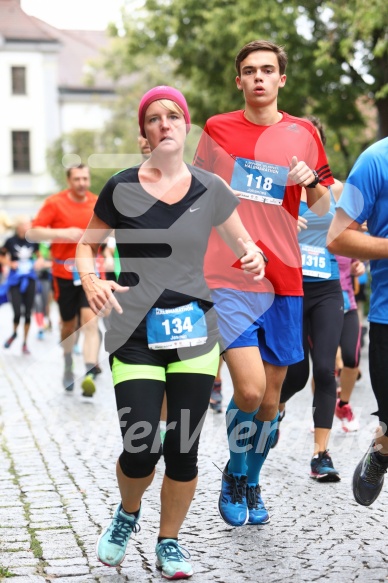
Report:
53,276,90,322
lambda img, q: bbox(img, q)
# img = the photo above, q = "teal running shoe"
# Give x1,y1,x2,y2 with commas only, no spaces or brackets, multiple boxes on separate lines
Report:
310,450,340,482
96,503,140,567
218,462,248,526
246,484,270,525
155,539,193,579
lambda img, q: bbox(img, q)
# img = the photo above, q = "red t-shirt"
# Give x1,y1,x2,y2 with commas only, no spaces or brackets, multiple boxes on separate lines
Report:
32,190,97,280
194,110,334,295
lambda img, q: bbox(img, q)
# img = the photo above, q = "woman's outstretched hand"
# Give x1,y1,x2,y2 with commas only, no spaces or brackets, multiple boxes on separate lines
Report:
81,274,129,316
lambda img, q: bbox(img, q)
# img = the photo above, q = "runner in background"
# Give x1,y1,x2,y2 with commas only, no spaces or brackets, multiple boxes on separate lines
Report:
334,255,365,432
277,117,343,481
29,165,101,397
2,215,39,355
34,242,53,340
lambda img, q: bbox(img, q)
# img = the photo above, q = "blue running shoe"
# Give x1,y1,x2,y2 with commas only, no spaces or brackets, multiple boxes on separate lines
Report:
218,462,248,526
246,484,270,525
155,539,193,579
96,503,140,567
353,441,387,506
310,450,340,482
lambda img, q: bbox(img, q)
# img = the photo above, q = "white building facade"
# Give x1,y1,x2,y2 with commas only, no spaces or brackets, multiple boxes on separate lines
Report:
0,0,115,215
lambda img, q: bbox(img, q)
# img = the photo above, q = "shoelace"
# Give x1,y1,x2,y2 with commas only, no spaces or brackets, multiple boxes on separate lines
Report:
246,485,261,509
159,541,191,562
227,474,247,504
109,516,140,545
364,454,388,484
317,452,334,470
213,462,247,504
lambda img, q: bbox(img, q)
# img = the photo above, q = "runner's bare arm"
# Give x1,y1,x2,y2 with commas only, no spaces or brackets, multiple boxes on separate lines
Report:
76,213,129,315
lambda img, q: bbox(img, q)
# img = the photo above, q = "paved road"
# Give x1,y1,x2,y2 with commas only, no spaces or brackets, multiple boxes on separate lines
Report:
0,303,387,582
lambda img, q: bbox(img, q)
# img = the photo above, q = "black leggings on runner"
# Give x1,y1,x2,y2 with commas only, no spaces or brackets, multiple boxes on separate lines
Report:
115,372,214,482
339,309,361,369
281,280,344,429
9,280,36,325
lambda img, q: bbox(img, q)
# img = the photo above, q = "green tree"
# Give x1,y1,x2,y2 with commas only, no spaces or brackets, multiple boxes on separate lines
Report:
312,0,388,138
101,0,386,175
46,127,144,195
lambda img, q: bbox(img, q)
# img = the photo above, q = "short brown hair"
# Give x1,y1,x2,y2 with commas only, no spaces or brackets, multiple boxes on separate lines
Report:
66,164,88,179
235,40,288,76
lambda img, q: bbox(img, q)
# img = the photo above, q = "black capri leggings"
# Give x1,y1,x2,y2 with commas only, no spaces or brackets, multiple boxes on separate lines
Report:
339,309,361,369
115,372,214,482
281,280,344,429
9,279,36,325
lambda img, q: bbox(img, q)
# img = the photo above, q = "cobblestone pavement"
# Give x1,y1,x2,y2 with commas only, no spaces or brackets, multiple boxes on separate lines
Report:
0,303,387,583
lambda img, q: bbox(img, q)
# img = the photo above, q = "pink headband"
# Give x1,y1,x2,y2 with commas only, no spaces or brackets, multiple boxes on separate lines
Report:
138,85,191,138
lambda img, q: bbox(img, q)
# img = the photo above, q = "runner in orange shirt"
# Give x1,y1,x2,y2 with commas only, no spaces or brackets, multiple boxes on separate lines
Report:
30,165,100,396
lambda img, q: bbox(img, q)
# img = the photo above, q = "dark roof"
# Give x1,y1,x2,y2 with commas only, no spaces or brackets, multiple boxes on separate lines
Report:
33,22,114,90
0,0,58,41
0,0,114,91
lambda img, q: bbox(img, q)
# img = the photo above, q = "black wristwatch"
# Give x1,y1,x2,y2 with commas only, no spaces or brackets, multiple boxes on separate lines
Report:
306,169,320,188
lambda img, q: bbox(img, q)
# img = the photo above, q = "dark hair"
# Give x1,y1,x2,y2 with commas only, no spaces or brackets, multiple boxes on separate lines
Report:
235,40,288,76
305,115,326,146
66,164,88,179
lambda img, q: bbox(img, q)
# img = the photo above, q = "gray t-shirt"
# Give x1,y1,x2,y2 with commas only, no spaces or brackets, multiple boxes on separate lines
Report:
95,164,239,361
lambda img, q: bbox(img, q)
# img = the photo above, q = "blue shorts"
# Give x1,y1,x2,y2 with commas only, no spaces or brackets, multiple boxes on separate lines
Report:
211,289,303,366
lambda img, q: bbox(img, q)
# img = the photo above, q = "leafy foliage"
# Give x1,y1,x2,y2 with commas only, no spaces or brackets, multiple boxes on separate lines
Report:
47,0,387,182
103,0,386,175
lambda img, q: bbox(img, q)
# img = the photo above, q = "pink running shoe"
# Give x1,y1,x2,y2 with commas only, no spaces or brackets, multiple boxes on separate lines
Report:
22,343,31,355
335,399,359,432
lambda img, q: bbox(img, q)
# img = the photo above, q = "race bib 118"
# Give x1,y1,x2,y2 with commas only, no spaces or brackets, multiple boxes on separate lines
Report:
230,157,288,205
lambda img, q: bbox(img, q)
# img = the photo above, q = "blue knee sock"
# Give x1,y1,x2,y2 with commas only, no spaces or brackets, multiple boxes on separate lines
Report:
246,412,279,485
226,397,258,476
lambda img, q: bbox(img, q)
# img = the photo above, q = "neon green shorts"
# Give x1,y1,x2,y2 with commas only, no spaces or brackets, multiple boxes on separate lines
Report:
112,343,220,386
